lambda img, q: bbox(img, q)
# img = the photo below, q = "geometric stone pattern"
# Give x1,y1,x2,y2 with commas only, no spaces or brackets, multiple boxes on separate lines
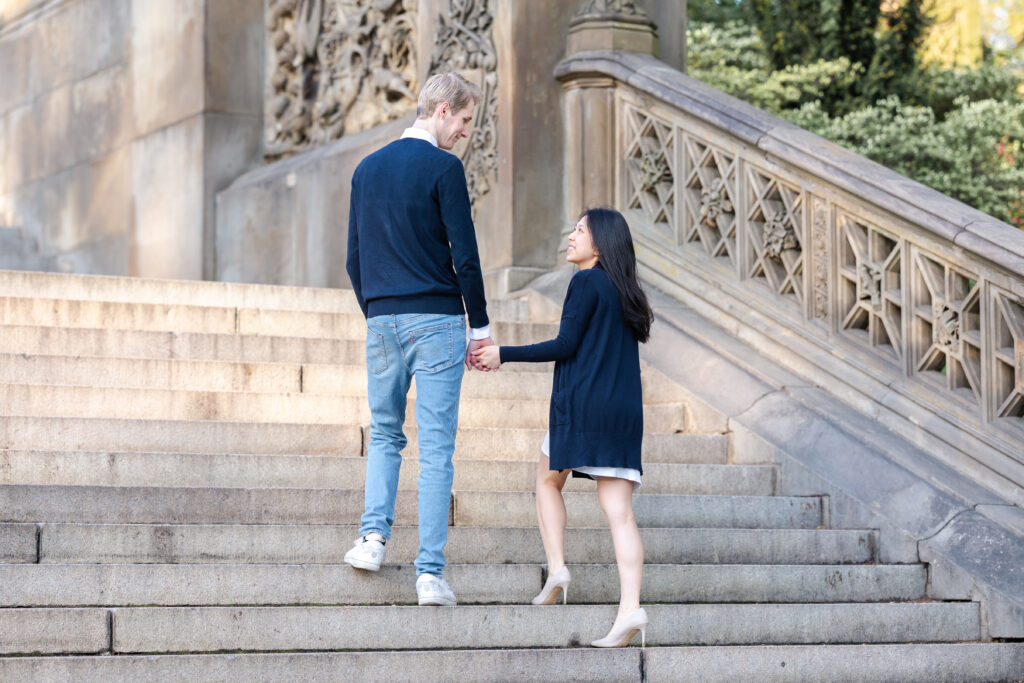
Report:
265,0,419,158
623,104,676,238
681,132,738,267
837,211,903,364
910,251,982,405
745,167,805,308
991,287,1024,421
615,88,1024,446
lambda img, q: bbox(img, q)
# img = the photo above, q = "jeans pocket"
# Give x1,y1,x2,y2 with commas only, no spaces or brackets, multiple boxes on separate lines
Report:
366,328,388,375
408,322,455,373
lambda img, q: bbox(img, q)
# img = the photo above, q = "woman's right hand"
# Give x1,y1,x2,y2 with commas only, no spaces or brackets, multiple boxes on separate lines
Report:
472,345,501,370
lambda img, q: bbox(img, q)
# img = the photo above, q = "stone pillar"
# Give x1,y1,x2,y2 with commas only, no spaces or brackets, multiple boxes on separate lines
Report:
130,0,262,280
559,1,656,245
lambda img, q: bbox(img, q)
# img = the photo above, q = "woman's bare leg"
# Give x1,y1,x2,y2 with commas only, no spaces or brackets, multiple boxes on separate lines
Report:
596,476,643,618
536,454,571,571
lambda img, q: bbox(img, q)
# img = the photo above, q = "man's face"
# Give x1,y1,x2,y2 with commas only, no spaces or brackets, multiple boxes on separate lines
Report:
436,101,475,151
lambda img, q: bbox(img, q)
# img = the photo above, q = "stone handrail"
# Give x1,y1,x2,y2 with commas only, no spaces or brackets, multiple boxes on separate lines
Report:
556,50,1024,504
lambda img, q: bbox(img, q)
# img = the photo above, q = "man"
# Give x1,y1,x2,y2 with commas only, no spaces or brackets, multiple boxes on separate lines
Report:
344,72,494,606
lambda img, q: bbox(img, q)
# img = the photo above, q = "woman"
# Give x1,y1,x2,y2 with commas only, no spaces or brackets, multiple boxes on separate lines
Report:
474,208,654,648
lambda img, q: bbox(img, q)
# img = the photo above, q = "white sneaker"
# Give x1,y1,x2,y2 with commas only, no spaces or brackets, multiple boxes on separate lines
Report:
416,573,457,606
344,533,386,571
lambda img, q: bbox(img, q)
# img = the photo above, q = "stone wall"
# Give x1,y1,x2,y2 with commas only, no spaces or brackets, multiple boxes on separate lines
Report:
0,0,263,279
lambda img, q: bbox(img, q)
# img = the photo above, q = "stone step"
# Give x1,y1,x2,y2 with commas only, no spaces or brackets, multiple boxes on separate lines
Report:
0,524,37,562
0,384,686,432
0,608,108,655
0,323,365,364
0,354,555,398
0,563,925,607
0,451,774,495
567,563,926,603
454,491,823,529
33,524,876,565
0,417,724,462
0,485,817,528
4,644,1024,682
100,603,979,653
0,296,548,340
0,484,419,525
0,269,531,321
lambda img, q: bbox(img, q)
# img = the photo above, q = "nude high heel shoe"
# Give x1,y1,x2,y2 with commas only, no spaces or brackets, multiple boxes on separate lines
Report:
591,607,648,648
531,566,571,605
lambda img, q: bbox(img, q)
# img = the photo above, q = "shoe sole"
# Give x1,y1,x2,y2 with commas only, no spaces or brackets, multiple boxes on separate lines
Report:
418,597,457,606
344,556,382,572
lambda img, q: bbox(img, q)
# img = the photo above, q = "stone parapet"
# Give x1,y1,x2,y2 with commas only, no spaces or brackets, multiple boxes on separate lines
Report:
555,50,1024,507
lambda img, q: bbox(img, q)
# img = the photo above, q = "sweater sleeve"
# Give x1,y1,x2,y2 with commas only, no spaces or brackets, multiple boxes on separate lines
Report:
499,271,599,363
438,160,489,329
345,173,367,318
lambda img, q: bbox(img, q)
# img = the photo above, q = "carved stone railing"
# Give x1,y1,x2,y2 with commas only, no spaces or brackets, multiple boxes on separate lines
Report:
556,49,1024,504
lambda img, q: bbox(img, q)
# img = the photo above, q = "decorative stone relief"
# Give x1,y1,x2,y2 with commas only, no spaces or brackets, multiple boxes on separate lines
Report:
746,168,805,306
265,0,419,158
623,104,675,235
429,0,498,208
910,250,981,404
811,199,829,320
682,134,737,265
993,289,1024,419
573,0,649,18
837,211,903,362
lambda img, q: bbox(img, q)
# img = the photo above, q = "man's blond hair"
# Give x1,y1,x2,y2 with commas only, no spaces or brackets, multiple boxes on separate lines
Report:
417,72,482,118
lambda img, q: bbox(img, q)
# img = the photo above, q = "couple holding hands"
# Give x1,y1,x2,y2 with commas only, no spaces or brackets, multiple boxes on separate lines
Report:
344,72,653,648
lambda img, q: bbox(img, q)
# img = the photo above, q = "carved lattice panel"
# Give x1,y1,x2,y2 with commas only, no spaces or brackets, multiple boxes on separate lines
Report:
623,106,675,236
992,290,1024,419
681,134,737,265
910,252,982,405
745,168,805,306
837,212,903,363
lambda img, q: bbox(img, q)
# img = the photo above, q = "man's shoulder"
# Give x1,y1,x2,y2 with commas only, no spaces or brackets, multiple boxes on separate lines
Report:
357,140,461,176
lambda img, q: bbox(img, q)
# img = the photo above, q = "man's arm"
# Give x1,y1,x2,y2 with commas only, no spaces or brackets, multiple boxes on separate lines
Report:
437,161,489,330
345,177,367,318
437,160,492,369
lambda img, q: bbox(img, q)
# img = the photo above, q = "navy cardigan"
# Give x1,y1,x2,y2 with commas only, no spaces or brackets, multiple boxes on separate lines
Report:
500,265,643,473
345,138,489,329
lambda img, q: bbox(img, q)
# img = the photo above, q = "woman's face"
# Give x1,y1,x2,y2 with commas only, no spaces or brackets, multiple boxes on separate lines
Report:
567,216,599,269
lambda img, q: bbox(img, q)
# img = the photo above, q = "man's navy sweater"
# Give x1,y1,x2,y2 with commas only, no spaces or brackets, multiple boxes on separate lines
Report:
345,137,489,330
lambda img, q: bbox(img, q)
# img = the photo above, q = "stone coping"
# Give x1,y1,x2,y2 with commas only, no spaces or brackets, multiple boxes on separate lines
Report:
554,50,1024,278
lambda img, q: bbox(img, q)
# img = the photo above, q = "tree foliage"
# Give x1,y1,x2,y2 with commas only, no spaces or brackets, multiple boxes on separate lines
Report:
686,13,1024,227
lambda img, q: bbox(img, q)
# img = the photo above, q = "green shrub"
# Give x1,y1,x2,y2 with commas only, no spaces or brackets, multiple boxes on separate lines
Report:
785,97,1024,226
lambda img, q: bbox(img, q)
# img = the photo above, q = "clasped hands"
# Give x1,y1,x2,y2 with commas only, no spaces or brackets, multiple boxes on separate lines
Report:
465,337,501,371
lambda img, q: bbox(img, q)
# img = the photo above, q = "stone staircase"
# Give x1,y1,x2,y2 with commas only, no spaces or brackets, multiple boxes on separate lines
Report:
0,270,1022,682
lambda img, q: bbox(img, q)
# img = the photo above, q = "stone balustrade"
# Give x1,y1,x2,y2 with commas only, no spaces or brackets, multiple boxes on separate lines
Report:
556,50,1024,505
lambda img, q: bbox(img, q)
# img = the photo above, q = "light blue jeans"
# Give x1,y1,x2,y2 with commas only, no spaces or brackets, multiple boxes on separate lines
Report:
359,313,466,577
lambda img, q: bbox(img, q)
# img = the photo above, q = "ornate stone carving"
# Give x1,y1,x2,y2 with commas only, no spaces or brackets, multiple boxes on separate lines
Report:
746,168,805,306
763,209,797,259
699,178,732,229
429,0,498,208
837,212,903,361
574,0,649,18
624,105,675,233
811,200,829,320
265,0,419,158
932,301,961,350
680,132,736,263
639,151,671,193
910,251,981,403
992,289,1024,419
857,262,883,310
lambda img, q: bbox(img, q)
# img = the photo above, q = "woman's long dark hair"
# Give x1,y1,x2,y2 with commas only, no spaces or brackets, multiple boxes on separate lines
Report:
583,208,654,343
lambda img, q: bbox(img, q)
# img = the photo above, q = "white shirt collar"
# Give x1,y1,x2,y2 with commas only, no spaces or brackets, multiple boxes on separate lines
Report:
401,127,438,147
